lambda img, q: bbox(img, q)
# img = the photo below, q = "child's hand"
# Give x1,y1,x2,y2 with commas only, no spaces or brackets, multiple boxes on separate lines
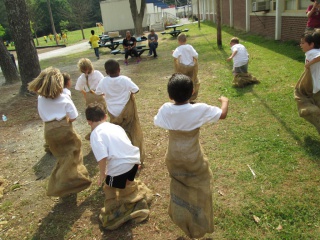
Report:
98,173,106,186
226,57,232,62
218,96,229,103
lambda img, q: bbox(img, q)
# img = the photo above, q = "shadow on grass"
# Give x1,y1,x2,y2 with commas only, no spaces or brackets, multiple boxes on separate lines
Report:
303,136,320,165
251,90,302,144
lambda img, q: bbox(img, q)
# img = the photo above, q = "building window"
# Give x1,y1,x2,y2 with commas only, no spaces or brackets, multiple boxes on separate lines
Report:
284,0,312,10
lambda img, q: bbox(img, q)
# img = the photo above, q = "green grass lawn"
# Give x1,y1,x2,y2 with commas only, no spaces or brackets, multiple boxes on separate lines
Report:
2,22,319,239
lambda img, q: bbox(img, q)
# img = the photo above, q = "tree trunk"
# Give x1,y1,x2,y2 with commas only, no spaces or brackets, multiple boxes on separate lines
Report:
0,38,20,85
80,25,85,40
4,0,41,95
47,0,58,46
216,0,222,48
129,0,146,36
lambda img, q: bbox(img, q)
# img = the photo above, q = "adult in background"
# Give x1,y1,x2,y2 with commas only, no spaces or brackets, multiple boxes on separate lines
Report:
123,31,140,65
147,29,158,58
306,0,320,31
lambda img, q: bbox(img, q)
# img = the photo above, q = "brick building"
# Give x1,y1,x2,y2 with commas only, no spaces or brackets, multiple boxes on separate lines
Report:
191,0,312,42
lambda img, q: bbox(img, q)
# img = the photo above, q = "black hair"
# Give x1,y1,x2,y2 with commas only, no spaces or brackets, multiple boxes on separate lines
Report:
167,73,193,103
104,59,120,75
302,31,320,49
91,30,95,35
85,103,106,122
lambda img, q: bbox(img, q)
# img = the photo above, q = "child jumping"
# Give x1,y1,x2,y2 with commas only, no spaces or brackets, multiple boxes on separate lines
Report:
96,59,145,164
154,73,229,238
295,31,320,133
172,33,199,101
85,103,152,230
28,67,91,198
227,37,259,87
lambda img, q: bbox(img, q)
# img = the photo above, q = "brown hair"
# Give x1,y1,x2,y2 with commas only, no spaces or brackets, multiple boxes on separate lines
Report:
28,67,63,99
62,72,71,88
77,58,94,74
177,33,187,43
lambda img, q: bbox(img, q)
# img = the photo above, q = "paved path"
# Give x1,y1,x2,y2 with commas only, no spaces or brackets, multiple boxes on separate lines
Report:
38,41,90,61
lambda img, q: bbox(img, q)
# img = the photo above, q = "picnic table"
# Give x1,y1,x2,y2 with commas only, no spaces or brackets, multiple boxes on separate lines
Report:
110,45,149,57
99,35,147,51
161,24,189,37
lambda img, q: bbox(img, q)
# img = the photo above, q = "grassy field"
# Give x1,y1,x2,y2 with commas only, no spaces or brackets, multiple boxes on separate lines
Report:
1,21,320,239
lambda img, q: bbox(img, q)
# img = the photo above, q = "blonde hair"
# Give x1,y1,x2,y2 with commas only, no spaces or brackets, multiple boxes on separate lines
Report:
230,37,240,44
178,33,187,43
28,67,63,99
77,58,94,74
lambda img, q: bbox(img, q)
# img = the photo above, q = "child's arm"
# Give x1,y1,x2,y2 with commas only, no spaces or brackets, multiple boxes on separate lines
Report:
305,56,320,68
227,50,237,62
98,158,107,186
218,96,229,119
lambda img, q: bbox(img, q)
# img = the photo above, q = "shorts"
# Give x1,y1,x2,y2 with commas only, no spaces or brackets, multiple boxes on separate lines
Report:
105,164,139,189
233,63,248,75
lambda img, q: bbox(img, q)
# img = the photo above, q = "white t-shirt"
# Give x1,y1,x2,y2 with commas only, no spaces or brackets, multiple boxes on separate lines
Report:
90,122,141,176
75,70,104,92
38,94,78,122
154,102,222,131
305,49,320,93
96,75,139,117
62,88,71,97
231,43,249,67
172,44,198,66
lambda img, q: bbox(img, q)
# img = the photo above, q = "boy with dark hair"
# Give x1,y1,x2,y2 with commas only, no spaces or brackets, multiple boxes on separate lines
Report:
295,31,320,133
154,73,229,238
96,59,146,164
85,103,152,230
90,29,100,59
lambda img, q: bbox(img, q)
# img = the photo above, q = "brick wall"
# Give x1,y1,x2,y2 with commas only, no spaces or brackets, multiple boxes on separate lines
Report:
281,16,307,42
221,0,230,26
250,15,275,39
233,0,247,30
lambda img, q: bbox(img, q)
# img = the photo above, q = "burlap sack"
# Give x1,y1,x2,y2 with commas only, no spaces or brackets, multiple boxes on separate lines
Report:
85,91,107,112
45,119,91,197
108,94,145,164
294,68,320,133
233,73,260,88
174,59,200,101
165,128,214,238
99,180,153,230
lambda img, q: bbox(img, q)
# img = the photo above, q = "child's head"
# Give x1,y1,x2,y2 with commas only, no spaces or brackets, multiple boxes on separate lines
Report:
177,34,187,45
85,103,106,122
91,30,95,35
77,58,94,74
62,72,72,89
167,73,193,104
104,59,120,76
28,67,63,99
300,32,320,52
230,37,239,46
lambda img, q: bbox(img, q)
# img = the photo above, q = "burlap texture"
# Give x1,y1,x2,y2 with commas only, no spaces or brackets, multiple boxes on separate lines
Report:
294,68,320,133
99,180,153,230
85,91,107,112
45,119,91,197
108,94,145,164
165,128,214,238
233,73,260,88
174,59,200,101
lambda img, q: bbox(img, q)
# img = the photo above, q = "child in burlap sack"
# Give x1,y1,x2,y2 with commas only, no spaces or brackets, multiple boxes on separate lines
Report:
227,37,259,88
154,73,229,238
85,103,153,230
295,31,320,133
75,58,106,139
96,59,145,165
28,67,91,198
172,33,199,101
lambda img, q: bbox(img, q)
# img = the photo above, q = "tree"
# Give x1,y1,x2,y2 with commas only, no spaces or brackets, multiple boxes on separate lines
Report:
129,0,146,36
0,37,20,85
4,0,41,95
47,0,59,45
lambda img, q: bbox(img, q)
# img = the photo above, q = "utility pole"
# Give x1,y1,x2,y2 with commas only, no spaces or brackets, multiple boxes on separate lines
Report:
216,0,222,48
197,0,200,29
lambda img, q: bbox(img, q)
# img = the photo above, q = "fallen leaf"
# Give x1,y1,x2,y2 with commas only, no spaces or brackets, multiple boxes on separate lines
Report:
276,224,283,231
253,215,260,223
